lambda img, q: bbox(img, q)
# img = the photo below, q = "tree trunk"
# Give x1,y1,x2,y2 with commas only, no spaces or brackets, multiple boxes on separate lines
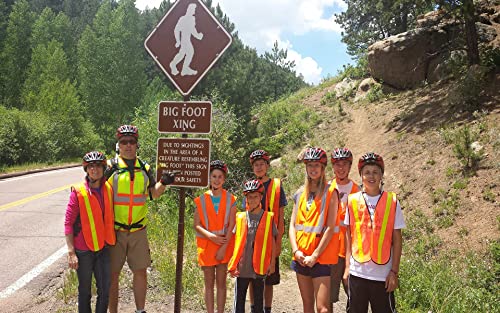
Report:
462,0,480,65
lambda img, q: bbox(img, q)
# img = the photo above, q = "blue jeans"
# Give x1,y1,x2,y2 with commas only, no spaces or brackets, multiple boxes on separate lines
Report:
76,247,111,313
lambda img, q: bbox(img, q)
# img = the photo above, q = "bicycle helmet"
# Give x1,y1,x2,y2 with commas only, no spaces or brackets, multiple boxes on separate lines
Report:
243,179,265,195
116,125,139,139
82,151,107,171
210,160,228,174
249,149,270,165
303,147,328,166
358,152,384,173
331,147,353,164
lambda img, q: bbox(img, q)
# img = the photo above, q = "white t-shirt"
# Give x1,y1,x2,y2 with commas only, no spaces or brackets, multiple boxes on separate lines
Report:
344,192,405,282
335,180,354,206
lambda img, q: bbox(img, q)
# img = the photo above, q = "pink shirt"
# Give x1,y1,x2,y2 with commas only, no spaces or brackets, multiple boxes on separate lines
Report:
64,180,105,251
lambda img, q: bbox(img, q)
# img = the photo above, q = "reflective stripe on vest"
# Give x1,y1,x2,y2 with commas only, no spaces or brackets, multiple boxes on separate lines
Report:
228,211,274,276
293,184,339,264
266,178,281,225
348,191,397,265
74,182,116,251
108,157,149,231
196,190,233,237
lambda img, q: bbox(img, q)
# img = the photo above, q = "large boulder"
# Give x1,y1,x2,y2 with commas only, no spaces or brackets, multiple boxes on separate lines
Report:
368,3,499,89
367,25,454,89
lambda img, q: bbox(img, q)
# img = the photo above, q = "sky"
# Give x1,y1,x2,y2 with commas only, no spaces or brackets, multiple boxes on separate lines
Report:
136,0,352,85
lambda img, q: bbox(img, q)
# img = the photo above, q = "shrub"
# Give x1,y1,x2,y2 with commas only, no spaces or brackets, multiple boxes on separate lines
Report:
449,65,488,112
452,125,483,174
366,82,384,102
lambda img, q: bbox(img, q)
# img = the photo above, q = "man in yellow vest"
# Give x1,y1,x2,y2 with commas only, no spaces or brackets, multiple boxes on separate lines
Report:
328,148,359,311
106,125,176,313
343,152,405,313
64,151,115,313
248,149,287,313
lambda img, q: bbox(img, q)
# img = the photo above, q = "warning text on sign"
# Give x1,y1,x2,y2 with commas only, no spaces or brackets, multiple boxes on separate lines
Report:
156,138,210,188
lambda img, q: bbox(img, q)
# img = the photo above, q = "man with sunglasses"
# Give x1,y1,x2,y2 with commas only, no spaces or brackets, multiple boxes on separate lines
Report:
106,125,176,313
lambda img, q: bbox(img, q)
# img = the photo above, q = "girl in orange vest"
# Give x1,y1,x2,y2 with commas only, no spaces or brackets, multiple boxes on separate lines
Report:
64,151,116,313
329,148,360,311
289,147,339,313
343,153,405,313
194,160,237,313
228,179,277,313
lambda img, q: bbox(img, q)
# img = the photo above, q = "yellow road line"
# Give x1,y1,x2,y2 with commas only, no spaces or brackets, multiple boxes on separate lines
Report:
0,183,77,212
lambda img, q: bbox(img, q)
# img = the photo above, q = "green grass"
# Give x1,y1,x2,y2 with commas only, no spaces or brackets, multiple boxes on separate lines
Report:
398,241,500,313
0,158,80,174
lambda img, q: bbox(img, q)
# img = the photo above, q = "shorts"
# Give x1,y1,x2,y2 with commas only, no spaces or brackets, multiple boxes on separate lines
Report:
330,256,347,303
291,260,331,278
110,228,151,272
265,257,280,285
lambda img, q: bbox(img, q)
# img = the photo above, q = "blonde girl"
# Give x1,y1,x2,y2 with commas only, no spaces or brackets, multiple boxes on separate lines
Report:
289,147,340,313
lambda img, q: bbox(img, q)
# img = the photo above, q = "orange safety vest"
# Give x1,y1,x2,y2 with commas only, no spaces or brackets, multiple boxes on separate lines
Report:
228,211,274,276
329,180,360,258
194,190,236,266
347,191,397,265
73,181,116,251
107,157,150,232
265,178,281,226
294,186,339,265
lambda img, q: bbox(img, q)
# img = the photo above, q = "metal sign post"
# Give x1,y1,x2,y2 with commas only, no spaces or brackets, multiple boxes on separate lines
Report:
144,0,232,311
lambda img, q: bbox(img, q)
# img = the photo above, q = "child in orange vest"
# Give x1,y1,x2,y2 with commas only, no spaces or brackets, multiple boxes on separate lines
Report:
194,160,237,313
328,148,360,311
289,147,339,313
248,149,288,313
228,180,277,313
343,152,405,313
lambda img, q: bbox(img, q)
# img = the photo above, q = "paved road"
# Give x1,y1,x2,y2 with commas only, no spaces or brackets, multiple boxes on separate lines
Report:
0,167,83,295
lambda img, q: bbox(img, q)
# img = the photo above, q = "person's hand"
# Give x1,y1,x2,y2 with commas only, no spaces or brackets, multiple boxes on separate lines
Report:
294,250,306,266
303,254,318,268
276,241,282,256
385,270,399,292
175,41,180,48
229,269,239,278
342,269,349,289
215,245,227,261
210,234,227,245
160,170,177,186
267,260,276,275
68,252,78,270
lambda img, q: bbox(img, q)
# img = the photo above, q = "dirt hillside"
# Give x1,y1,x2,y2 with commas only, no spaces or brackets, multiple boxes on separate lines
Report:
1,76,498,313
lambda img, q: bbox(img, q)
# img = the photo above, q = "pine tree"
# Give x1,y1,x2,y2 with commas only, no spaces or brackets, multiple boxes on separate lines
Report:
0,0,35,108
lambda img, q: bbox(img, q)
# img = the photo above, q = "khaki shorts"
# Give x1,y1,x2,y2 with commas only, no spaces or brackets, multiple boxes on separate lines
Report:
110,228,151,272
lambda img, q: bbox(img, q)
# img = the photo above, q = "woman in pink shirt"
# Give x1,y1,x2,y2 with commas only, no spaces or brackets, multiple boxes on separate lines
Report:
64,151,115,313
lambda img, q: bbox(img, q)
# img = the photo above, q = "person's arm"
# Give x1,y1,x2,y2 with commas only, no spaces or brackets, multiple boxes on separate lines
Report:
65,234,78,270
276,205,285,256
386,229,402,292
303,190,339,268
193,201,226,245
64,190,79,270
268,231,277,275
343,227,351,284
289,193,305,265
216,199,237,260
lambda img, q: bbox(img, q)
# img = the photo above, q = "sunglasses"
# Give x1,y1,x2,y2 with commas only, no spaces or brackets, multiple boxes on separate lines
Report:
119,139,137,145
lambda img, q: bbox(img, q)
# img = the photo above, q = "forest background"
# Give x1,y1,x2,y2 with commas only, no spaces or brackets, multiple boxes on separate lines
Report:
0,0,498,312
